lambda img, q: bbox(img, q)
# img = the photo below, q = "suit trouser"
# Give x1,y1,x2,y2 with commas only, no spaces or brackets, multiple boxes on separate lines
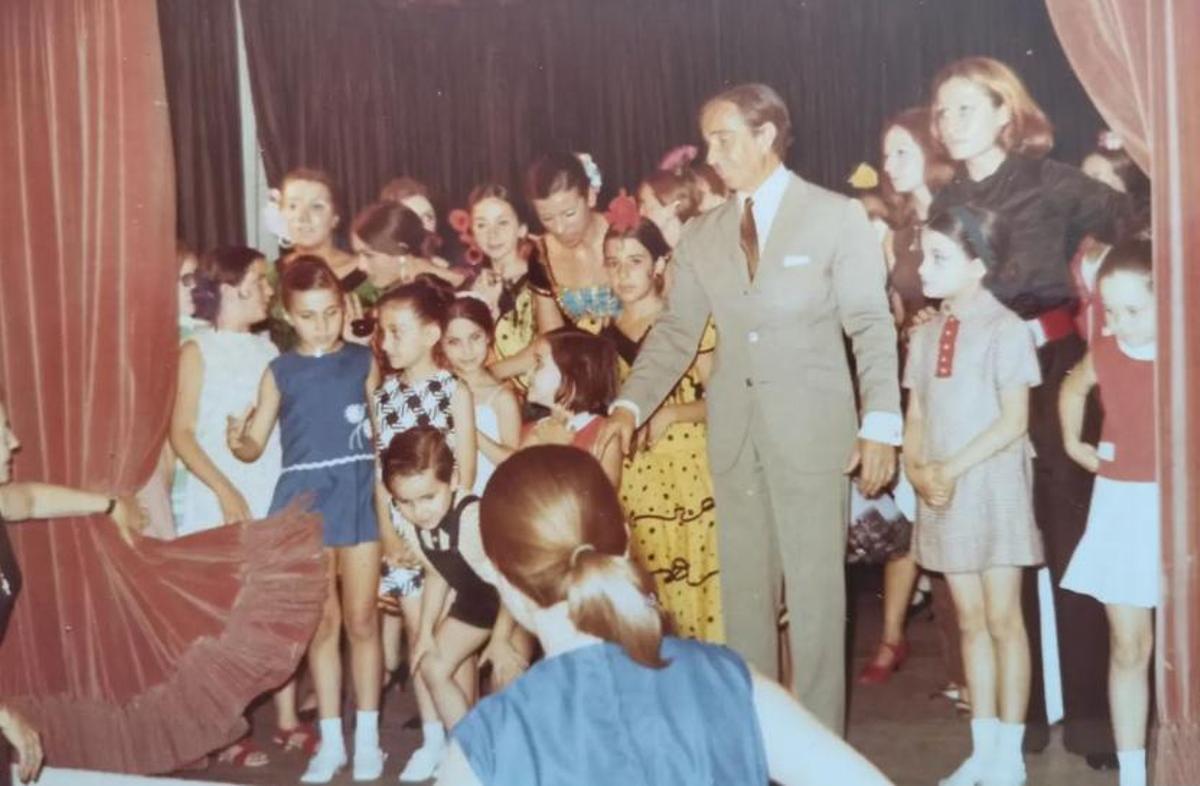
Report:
1022,333,1115,754
710,427,849,734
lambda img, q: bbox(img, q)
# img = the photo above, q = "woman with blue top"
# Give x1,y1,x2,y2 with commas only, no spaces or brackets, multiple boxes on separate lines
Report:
437,445,893,786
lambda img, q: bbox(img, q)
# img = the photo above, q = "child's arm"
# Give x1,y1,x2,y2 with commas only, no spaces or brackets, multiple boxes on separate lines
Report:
450,383,478,492
938,384,1032,484
415,567,451,668
0,484,146,545
487,344,535,382
476,387,521,467
479,606,528,690
901,390,949,507
1059,352,1101,473
170,341,252,524
534,291,566,334
597,420,624,487
226,368,281,462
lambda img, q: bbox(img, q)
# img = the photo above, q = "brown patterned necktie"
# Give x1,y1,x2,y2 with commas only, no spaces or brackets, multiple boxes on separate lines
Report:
740,196,759,280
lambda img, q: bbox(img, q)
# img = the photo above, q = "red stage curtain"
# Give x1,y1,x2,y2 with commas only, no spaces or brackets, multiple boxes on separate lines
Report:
0,0,325,773
1047,1,1200,781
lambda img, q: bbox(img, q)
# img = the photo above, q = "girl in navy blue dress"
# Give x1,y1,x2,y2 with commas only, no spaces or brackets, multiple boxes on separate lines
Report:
437,445,891,786
228,255,385,783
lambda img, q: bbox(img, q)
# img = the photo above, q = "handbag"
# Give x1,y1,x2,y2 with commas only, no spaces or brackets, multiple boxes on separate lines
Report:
846,485,912,565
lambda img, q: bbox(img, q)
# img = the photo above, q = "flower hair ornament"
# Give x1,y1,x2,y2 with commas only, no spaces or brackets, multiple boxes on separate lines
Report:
847,162,880,191
1098,129,1125,153
575,152,604,193
658,144,699,173
447,208,485,266
604,189,641,233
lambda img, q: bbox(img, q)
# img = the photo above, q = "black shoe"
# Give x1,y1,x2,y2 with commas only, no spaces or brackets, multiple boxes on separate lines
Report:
1085,753,1119,771
905,589,933,622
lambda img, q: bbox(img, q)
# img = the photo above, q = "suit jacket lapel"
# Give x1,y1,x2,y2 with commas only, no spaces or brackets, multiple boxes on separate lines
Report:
757,174,809,280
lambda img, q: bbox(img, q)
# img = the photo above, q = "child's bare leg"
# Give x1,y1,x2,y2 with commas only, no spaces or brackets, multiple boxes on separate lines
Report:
1106,604,1153,749
418,617,490,727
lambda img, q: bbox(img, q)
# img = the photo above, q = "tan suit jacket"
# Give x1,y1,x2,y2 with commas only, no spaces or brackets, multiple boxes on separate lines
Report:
620,171,900,473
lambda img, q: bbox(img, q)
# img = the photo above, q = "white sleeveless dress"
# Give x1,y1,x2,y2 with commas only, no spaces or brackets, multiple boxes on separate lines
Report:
473,387,503,496
176,331,282,536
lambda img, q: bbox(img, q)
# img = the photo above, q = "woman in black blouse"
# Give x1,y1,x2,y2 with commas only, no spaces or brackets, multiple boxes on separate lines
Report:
929,56,1136,769
0,395,146,783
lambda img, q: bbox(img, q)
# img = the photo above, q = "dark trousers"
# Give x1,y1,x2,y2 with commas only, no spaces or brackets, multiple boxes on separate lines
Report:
1023,333,1114,755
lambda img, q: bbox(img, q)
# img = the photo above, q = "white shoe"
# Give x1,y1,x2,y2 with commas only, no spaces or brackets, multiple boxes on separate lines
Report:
300,746,348,784
939,756,985,786
398,745,443,783
353,746,387,781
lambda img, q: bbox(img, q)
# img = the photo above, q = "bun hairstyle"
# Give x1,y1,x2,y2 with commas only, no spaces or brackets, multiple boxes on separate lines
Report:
924,204,1011,272
524,151,591,202
1089,138,1151,207
372,276,456,372
480,445,666,668
880,106,955,228
352,201,439,260
281,166,341,216
191,246,265,322
931,57,1054,159
378,175,430,205
382,425,455,489
445,293,496,344
1096,236,1152,287
542,327,619,415
279,253,341,310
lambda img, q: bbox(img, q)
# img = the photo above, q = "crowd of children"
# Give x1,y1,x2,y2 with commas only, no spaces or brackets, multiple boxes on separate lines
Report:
151,54,1160,786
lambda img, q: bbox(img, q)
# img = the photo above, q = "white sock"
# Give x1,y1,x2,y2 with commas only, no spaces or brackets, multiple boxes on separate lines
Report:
422,721,446,751
994,722,1025,767
318,717,345,758
354,710,379,754
969,717,1000,761
1118,749,1147,786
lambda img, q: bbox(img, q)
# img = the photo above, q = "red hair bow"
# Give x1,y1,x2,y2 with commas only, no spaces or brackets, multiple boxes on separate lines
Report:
604,190,640,234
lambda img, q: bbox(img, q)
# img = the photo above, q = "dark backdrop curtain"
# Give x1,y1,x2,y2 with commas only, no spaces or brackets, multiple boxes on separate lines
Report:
0,0,323,772
236,0,1102,227
158,0,245,249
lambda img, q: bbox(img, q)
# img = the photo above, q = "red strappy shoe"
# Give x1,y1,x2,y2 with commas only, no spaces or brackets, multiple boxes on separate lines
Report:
856,640,910,685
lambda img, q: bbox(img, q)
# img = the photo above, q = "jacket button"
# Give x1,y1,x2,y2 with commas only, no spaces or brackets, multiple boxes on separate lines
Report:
748,331,759,343
745,378,754,388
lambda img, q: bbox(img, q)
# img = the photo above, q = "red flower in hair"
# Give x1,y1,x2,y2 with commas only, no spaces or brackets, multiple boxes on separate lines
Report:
465,244,485,266
604,190,641,234
448,208,472,234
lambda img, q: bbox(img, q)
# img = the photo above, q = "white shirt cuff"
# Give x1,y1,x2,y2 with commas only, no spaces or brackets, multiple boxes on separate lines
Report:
859,411,903,446
610,399,642,427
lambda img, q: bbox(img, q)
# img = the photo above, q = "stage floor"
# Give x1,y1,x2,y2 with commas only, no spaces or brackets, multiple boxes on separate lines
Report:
171,567,1111,786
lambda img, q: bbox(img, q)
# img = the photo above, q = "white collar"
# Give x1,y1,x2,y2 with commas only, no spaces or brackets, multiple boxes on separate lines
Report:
1117,338,1156,360
568,412,598,432
739,164,790,207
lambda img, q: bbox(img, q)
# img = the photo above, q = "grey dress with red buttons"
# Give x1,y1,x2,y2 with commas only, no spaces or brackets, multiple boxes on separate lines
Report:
903,288,1044,573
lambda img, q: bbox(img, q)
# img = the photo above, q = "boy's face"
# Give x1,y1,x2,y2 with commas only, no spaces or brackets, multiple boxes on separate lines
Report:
388,467,454,529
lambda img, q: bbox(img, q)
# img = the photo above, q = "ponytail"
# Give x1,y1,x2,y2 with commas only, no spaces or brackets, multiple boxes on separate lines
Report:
565,547,665,668
480,445,667,669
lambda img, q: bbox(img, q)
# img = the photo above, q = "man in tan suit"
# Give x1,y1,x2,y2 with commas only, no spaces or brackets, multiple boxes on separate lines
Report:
597,83,901,733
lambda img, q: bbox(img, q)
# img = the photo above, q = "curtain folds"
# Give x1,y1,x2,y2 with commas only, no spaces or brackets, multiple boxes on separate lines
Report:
1047,1,1200,780
1045,1,1149,172
236,0,1102,226
157,0,247,249
0,0,325,773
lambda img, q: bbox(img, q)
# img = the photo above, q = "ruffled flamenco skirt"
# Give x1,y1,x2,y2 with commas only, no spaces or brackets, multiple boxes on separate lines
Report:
0,504,327,774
